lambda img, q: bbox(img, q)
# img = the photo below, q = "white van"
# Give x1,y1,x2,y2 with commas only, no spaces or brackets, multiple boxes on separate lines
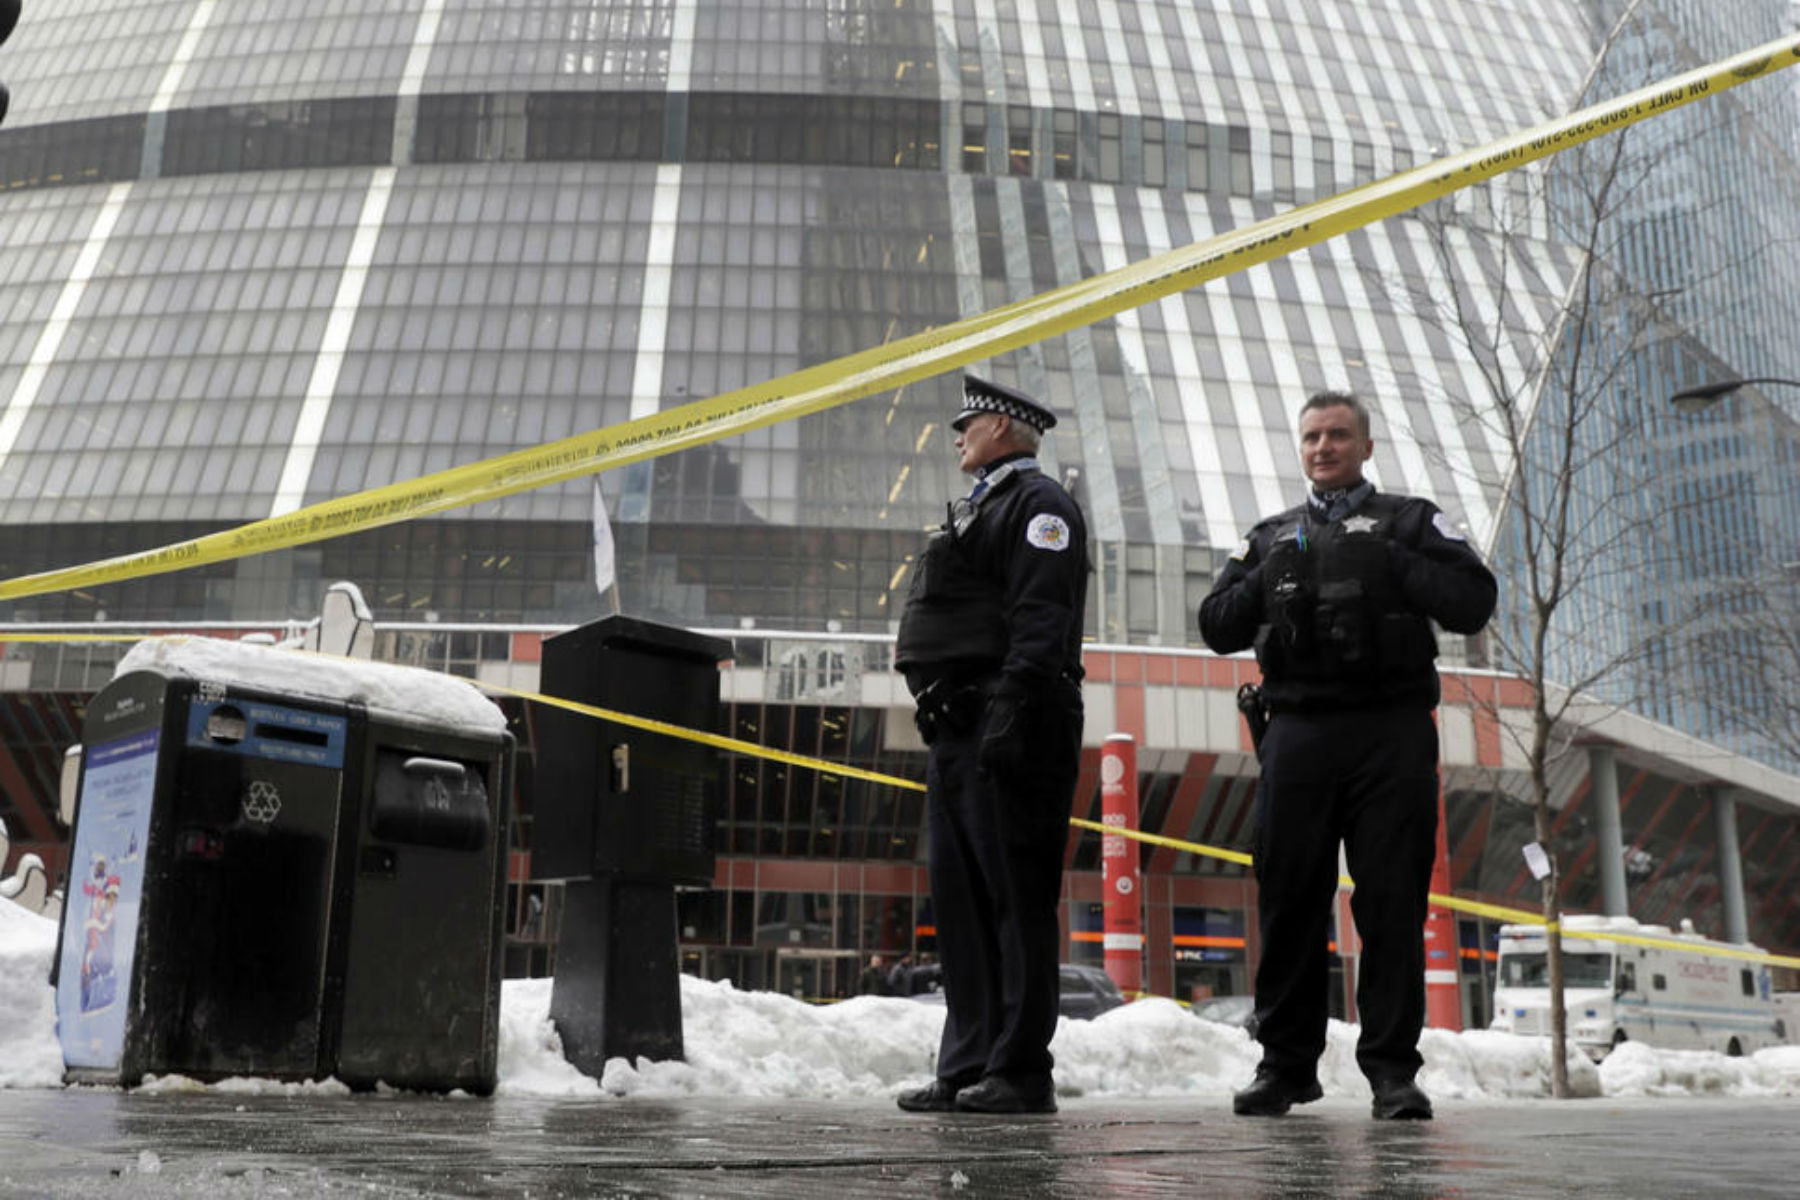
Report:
1490,915,1785,1059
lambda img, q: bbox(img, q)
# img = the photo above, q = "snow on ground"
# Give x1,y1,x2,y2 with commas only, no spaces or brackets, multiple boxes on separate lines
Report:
5,900,1799,1101
0,900,62,1090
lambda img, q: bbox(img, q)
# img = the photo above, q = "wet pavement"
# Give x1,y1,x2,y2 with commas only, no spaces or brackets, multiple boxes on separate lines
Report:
0,1089,1794,1198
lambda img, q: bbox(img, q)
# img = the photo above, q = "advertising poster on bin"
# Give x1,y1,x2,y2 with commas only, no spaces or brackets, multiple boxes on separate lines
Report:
56,730,159,1071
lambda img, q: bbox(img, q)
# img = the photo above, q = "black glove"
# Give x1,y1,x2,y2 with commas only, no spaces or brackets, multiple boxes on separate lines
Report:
1262,531,1307,600
977,684,1029,780
1261,531,1314,653
913,680,984,746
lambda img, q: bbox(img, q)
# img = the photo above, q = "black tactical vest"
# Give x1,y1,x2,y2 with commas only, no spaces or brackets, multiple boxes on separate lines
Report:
893,465,1022,680
1254,492,1439,710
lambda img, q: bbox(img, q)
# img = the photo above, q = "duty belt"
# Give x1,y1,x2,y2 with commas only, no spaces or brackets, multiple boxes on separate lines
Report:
912,677,989,745
912,667,1083,746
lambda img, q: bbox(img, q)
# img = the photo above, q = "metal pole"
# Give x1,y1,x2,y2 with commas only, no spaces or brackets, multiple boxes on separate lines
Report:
1589,744,1629,917
1713,787,1749,945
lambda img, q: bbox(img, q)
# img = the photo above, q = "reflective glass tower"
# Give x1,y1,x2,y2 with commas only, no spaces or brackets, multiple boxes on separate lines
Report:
0,0,1795,777
1518,4,1800,773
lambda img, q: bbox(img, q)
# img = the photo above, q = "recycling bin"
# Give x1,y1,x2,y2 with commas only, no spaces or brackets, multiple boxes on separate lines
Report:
532,615,728,1070
53,639,513,1094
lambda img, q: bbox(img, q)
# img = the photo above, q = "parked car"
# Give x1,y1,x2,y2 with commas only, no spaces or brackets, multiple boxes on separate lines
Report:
902,963,1127,1019
1191,994,1259,1035
1058,963,1128,1019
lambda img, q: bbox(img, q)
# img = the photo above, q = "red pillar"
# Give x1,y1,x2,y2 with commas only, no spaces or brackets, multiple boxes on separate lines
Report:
1335,879,1361,1023
1423,784,1463,1030
1100,734,1143,995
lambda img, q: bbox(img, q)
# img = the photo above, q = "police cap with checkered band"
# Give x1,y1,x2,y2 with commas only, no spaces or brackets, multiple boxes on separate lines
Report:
953,373,1058,434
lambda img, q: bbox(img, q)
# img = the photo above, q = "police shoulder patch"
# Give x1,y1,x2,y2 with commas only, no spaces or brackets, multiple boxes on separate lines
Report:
1025,512,1072,551
1229,537,1252,561
1431,511,1467,542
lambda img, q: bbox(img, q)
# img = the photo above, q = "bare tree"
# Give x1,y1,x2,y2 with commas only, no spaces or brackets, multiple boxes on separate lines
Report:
1353,5,1788,1096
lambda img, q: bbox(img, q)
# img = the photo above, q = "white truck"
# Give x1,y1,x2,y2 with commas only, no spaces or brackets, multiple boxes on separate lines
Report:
1489,915,1786,1059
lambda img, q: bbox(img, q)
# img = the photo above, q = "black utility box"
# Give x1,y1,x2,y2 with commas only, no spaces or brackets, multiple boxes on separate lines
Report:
533,616,726,886
53,641,512,1094
532,616,728,1069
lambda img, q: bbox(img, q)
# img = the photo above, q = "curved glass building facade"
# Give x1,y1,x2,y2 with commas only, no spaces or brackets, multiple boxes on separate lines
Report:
5,1,1796,760
3,2,1798,994
0,0,1599,634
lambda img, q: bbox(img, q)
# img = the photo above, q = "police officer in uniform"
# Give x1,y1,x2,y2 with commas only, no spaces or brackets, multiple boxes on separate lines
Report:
894,373,1089,1115
1199,390,1495,1121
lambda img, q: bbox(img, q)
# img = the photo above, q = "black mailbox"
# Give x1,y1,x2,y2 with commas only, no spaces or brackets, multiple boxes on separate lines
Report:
53,642,512,1094
531,616,728,1071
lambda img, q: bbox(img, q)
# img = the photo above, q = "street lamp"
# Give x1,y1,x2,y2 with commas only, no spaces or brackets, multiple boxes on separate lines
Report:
1669,377,1800,414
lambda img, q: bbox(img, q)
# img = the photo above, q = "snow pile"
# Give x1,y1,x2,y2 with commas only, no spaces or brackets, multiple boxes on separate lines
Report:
6,900,1800,1101
470,975,1800,1102
1599,1040,1800,1098
588,977,945,1098
1047,996,1256,1096
0,902,63,1090
493,978,604,1098
1419,1026,1602,1099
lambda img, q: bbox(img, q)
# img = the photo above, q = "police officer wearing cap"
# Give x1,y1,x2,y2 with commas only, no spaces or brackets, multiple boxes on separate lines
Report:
894,373,1089,1115
1199,390,1495,1121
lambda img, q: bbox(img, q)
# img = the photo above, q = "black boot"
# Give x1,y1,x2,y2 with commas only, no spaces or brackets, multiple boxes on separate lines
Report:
896,1079,960,1113
1370,1077,1433,1120
953,1076,1057,1114
1232,1068,1324,1116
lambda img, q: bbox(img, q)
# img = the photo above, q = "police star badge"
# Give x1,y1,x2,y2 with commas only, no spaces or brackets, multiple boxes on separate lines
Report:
1342,515,1380,534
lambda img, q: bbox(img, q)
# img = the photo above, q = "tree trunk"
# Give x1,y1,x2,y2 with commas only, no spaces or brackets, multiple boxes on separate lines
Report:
1541,869,1568,1098
1532,706,1570,1098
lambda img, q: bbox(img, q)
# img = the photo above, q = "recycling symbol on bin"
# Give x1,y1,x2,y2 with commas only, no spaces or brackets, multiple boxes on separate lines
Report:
242,780,282,825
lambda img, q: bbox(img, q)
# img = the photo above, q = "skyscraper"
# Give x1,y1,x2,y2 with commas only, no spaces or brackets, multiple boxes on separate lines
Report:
2,1,1796,993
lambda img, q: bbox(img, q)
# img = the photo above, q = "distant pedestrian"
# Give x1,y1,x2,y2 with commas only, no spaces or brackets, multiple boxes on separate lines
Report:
887,953,914,996
858,955,892,996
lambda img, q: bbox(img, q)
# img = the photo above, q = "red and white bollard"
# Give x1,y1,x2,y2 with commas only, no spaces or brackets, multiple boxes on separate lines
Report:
1100,733,1143,996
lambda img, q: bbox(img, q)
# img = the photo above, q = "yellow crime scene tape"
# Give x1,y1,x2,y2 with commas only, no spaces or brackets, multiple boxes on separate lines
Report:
12,38,1800,965
479,678,928,793
1076,821,1800,969
499,671,1800,969
500,676,1792,964
1068,815,1251,868
477,670,1800,970
0,34,1795,602
18,631,1799,970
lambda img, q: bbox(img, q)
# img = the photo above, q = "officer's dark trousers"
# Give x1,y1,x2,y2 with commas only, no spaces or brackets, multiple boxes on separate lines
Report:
1250,707,1439,1086
925,689,1081,1089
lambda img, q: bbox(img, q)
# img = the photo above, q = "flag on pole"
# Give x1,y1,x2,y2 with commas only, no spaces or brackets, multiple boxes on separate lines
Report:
592,479,617,609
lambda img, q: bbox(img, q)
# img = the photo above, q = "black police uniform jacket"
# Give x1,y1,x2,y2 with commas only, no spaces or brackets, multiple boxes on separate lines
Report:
895,453,1088,698
1198,487,1496,713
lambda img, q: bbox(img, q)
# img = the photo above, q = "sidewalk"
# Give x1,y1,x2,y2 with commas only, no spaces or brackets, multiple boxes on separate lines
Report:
0,1088,1793,1198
